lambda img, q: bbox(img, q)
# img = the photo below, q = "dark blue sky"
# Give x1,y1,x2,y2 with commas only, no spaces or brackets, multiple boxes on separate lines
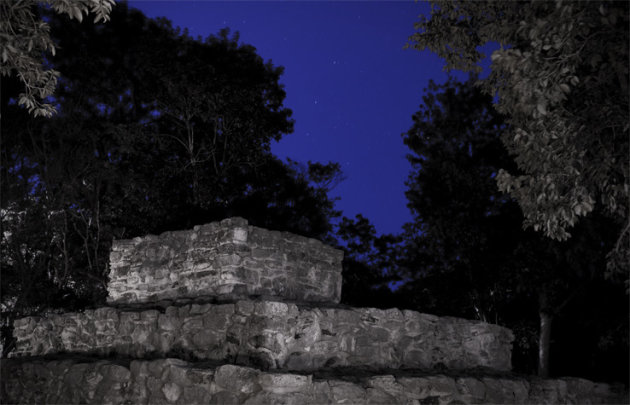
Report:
129,1,476,236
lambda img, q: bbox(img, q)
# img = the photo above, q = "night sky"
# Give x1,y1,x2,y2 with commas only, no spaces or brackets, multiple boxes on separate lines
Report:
129,1,480,236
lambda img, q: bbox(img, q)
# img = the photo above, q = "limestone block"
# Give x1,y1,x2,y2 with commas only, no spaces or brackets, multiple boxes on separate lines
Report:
329,380,367,403
107,217,343,305
258,373,311,394
214,365,260,394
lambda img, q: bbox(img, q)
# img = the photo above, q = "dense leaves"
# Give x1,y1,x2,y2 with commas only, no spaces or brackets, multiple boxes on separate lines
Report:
398,77,627,380
408,1,629,281
0,0,115,117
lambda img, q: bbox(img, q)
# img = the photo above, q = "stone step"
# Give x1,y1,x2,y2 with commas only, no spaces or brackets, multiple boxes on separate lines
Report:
107,218,344,306
1,358,623,404
10,300,513,372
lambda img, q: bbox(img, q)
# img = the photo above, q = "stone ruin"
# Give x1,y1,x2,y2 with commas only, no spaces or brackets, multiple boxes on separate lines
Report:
1,217,625,404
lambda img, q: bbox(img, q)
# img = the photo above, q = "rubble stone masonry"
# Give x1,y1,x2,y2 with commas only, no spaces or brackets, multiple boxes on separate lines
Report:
2,358,624,405
107,218,343,306
3,218,626,404
10,300,513,372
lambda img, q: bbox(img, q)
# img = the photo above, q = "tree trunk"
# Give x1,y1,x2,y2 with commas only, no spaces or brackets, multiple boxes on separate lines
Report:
538,306,553,378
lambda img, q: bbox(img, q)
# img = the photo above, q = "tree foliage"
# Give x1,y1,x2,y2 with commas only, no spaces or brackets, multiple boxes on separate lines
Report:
398,76,627,379
0,0,115,117
1,4,342,355
400,76,526,321
408,0,629,280
335,214,401,308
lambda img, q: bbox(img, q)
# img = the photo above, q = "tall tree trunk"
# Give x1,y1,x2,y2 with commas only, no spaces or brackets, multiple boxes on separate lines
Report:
538,292,553,378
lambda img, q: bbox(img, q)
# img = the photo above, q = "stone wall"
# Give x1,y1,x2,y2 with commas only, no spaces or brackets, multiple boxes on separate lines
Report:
107,218,343,306
10,300,513,372
2,358,624,405
6,219,625,404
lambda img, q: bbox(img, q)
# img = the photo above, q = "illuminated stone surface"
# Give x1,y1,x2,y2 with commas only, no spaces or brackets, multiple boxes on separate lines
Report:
1,359,624,405
4,219,624,404
10,301,513,372
107,218,343,305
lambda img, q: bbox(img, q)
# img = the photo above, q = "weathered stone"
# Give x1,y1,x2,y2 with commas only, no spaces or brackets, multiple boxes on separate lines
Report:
162,382,182,403
99,363,131,382
366,387,398,404
10,300,514,372
107,218,343,305
5,220,625,405
0,360,585,405
329,380,368,403
454,377,487,401
214,365,260,394
259,373,311,394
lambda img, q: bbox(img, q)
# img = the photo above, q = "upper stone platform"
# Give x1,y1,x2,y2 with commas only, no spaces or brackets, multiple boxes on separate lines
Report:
107,218,343,306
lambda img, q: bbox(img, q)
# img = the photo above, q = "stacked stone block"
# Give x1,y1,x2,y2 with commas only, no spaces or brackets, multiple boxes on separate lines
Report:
3,359,623,405
1,218,625,404
10,301,513,371
107,217,343,305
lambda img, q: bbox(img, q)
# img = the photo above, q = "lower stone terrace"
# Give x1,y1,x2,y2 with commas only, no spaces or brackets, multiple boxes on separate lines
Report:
1,358,624,404
10,300,513,372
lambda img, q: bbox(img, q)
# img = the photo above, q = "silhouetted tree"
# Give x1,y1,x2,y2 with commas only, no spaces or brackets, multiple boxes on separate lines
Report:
336,214,401,308
1,4,340,355
398,76,627,380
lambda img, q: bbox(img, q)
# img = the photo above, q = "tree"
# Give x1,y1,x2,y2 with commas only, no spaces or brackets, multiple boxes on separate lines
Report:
399,76,626,379
0,0,115,117
408,1,629,281
1,4,341,355
335,214,401,308
400,76,519,322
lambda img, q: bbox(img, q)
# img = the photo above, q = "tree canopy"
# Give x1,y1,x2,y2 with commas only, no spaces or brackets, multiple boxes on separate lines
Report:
408,0,629,281
0,0,115,117
1,3,343,354
399,76,519,321
398,76,627,379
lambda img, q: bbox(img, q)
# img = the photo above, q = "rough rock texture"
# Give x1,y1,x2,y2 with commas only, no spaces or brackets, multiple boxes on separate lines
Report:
6,219,625,405
2,358,625,405
107,218,343,305
10,300,514,372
